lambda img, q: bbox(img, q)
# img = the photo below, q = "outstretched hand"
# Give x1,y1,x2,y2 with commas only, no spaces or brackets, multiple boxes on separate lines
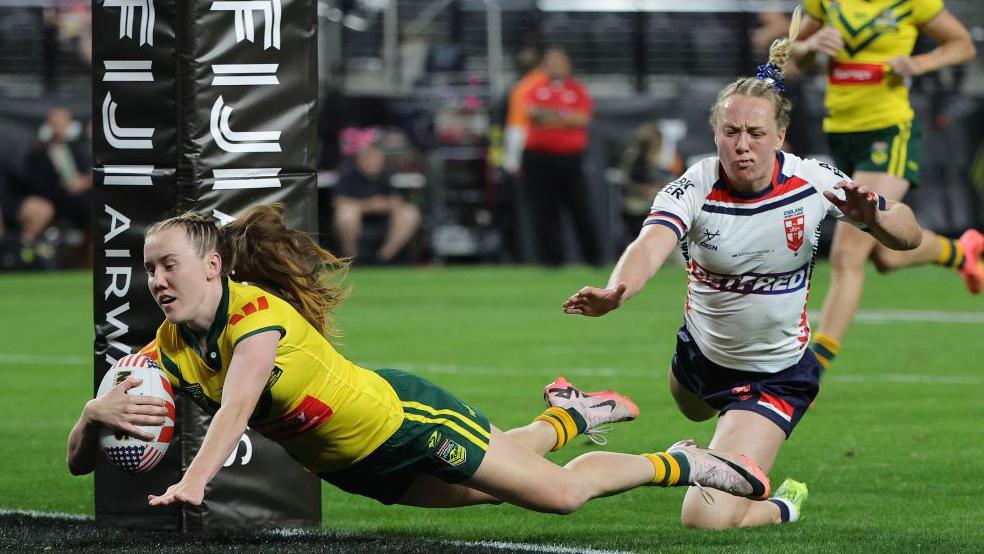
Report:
149,477,205,507
86,376,167,441
562,283,627,317
823,180,880,226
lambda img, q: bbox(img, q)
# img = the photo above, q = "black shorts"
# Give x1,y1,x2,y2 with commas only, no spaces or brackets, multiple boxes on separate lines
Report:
671,326,821,438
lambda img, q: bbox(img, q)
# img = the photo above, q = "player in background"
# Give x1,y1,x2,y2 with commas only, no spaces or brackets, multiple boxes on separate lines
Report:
562,8,924,528
790,0,978,370
66,204,771,519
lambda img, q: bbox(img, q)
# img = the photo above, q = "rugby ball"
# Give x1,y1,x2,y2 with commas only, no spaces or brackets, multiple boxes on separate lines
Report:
96,354,176,473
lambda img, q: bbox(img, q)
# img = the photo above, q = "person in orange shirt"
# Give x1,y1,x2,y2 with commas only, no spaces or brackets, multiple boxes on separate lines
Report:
502,47,547,175
523,48,600,266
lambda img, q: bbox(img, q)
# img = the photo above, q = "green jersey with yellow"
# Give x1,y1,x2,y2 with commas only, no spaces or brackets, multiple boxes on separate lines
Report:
140,278,403,473
805,0,944,133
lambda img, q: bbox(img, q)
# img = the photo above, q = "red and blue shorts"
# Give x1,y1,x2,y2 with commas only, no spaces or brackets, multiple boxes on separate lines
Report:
670,325,821,437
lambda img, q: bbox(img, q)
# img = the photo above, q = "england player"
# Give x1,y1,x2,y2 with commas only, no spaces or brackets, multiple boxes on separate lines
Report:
563,8,923,528
66,204,771,517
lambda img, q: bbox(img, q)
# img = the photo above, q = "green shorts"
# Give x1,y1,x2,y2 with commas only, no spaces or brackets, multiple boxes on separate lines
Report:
319,369,492,505
828,120,922,185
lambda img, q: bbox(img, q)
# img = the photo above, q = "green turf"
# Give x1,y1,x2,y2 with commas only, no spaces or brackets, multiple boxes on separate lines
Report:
1,265,982,552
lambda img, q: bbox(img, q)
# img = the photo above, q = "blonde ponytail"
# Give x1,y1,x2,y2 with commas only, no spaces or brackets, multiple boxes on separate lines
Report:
768,5,803,68
709,6,803,131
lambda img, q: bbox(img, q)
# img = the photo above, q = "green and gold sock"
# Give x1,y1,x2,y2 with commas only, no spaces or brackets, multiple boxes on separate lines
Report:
534,406,587,451
935,237,966,270
642,451,691,487
810,332,841,371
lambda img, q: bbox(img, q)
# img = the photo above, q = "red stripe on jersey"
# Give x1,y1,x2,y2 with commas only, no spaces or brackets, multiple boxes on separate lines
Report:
257,296,269,311
229,314,244,326
759,391,795,418
646,212,686,230
706,174,810,204
255,395,334,440
242,301,257,316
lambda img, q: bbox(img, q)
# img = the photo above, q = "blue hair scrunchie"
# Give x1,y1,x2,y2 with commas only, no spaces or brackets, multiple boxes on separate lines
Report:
755,63,787,93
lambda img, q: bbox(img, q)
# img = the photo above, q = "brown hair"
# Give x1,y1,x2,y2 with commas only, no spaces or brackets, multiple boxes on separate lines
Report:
709,6,803,131
146,204,349,337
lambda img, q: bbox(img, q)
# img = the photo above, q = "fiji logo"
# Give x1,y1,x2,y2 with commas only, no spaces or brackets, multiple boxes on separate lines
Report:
783,207,805,253
229,296,270,325
436,438,467,467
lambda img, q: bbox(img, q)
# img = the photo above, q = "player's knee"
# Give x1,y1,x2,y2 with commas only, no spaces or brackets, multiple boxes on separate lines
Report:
677,405,716,422
680,501,744,529
539,484,588,515
869,250,897,274
829,247,867,274
551,492,585,515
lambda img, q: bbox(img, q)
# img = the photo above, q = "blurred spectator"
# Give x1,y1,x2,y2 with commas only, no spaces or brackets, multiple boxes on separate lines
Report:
0,158,56,269
502,47,546,175
23,106,92,235
333,142,421,264
619,123,684,239
522,48,599,266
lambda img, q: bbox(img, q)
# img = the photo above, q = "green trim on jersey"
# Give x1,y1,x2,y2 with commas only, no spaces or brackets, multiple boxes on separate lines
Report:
177,277,230,371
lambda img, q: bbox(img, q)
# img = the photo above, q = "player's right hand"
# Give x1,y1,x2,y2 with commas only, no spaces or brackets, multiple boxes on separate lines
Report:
562,283,627,317
807,26,844,57
85,376,168,441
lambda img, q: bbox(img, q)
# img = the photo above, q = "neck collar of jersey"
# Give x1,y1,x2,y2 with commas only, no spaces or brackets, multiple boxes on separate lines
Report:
178,277,229,371
716,151,786,199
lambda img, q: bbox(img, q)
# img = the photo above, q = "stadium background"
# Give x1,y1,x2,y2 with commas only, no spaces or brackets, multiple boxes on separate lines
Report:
1,1,983,552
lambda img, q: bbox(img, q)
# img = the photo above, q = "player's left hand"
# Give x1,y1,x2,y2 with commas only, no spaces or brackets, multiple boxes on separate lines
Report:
148,478,205,507
887,56,925,78
823,180,879,225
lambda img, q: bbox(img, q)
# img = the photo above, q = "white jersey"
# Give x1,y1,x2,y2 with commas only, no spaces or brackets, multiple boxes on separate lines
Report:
646,152,883,373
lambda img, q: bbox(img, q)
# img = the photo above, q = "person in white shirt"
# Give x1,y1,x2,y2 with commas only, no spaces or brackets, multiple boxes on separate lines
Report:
561,8,922,530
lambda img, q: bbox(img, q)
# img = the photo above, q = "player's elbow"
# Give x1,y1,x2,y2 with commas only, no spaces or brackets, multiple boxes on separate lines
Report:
964,41,977,64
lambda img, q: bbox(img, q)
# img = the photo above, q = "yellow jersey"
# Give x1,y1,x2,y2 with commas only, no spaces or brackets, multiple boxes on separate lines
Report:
140,278,403,473
805,0,944,133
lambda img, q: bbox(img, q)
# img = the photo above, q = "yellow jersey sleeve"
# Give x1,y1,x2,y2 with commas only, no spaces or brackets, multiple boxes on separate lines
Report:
224,288,287,348
912,0,944,26
804,0,824,21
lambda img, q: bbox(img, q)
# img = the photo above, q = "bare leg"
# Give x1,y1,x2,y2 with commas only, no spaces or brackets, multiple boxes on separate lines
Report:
333,198,363,258
871,228,943,272
17,196,55,242
377,201,420,262
669,367,717,422
398,426,658,512
680,410,786,528
816,171,909,343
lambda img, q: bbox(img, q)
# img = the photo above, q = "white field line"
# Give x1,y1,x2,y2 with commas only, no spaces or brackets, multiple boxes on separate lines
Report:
851,309,984,325
0,508,631,553
0,508,92,521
